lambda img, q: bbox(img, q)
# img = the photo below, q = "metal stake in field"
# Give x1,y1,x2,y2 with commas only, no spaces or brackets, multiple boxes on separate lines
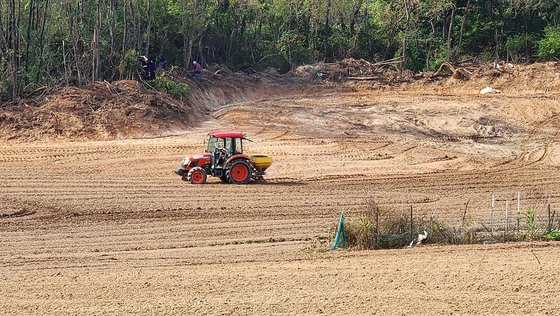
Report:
505,200,509,240
516,192,521,234
548,202,552,233
517,192,521,215
410,205,414,240
491,195,495,235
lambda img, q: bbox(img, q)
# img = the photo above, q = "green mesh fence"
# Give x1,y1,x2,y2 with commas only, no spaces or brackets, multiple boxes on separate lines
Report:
331,212,347,250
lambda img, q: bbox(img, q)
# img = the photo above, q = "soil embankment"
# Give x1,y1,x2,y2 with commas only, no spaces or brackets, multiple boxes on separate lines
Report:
1,61,559,141
0,72,303,141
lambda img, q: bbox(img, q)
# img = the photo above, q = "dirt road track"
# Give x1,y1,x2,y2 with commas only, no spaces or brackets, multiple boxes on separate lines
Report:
2,88,560,314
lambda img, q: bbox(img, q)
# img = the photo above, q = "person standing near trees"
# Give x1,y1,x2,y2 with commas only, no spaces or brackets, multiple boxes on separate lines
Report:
193,61,203,81
138,55,156,80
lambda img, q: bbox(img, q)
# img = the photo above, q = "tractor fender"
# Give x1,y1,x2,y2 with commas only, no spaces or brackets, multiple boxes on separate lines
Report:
224,154,250,168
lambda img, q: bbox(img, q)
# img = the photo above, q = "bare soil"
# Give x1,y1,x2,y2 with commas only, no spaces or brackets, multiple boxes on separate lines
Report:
2,63,560,314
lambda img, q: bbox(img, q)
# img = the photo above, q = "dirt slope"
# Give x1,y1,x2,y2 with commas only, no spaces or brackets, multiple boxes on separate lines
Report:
0,71,306,141
0,80,202,141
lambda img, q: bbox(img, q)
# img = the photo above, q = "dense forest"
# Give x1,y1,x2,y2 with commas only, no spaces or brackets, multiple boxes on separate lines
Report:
1,0,560,101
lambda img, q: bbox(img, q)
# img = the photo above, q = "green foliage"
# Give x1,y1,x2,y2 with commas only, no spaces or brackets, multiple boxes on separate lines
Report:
4,0,560,101
154,73,190,100
505,33,539,63
277,31,312,67
538,27,560,59
345,214,376,250
425,41,447,71
429,222,454,243
525,207,540,240
120,49,140,80
544,231,560,241
505,35,525,62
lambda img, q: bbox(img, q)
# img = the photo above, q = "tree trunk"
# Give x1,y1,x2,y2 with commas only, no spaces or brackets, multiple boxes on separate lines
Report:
183,0,200,68
145,0,151,56
349,0,363,36
489,1,499,61
134,1,141,53
62,39,69,85
36,0,49,82
184,36,194,67
524,10,529,60
250,8,263,63
383,20,398,60
457,0,470,56
108,0,116,75
426,20,436,68
25,0,34,73
197,35,204,66
92,0,101,81
324,0,332,59
226,28,234,63
401,0,410,70
64,0,82,85
78,0,84,26
10,0,20,100
121,0,128,79
0,0,7,54
494,23,499,61
442,9,447,41
447,0,457,60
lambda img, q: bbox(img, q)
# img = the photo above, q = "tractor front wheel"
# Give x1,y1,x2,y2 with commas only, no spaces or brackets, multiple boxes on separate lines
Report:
188,167,207,184
226,160,251,184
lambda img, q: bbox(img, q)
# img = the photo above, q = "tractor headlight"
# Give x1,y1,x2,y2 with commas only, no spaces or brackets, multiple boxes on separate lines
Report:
181,157,190,167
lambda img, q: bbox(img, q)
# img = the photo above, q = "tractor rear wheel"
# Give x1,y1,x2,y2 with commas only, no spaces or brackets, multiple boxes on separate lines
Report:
188,167,207,184
226,160,251,184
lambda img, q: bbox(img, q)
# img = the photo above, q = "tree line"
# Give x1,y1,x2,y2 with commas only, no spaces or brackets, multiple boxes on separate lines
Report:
1,0,560,101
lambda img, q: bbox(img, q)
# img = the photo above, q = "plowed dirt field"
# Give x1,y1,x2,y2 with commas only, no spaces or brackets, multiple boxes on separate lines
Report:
2,86,560,314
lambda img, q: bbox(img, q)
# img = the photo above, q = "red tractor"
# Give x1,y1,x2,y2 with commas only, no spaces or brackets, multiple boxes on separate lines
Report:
175,131,272,184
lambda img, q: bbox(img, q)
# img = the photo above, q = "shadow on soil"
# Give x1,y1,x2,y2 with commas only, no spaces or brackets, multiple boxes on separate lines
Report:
184,179,306,186
0,209,36,219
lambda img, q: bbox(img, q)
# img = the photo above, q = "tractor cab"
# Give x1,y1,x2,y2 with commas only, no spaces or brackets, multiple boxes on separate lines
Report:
205,131,248,178
206,134,244,165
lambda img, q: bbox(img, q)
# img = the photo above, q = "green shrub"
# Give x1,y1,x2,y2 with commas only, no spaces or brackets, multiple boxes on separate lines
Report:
119,49,140,79
428,48,450,71
345,214,376,250
277,30,313,67
505,34,537,62
429,222,455,243
544,231,560,241
538,27,560,59
154,74,190,100
525,208,541,240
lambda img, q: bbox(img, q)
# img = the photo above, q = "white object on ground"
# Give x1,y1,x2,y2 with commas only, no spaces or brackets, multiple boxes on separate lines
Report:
416,230,428,245
407,230,429,248
480,86,501,95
